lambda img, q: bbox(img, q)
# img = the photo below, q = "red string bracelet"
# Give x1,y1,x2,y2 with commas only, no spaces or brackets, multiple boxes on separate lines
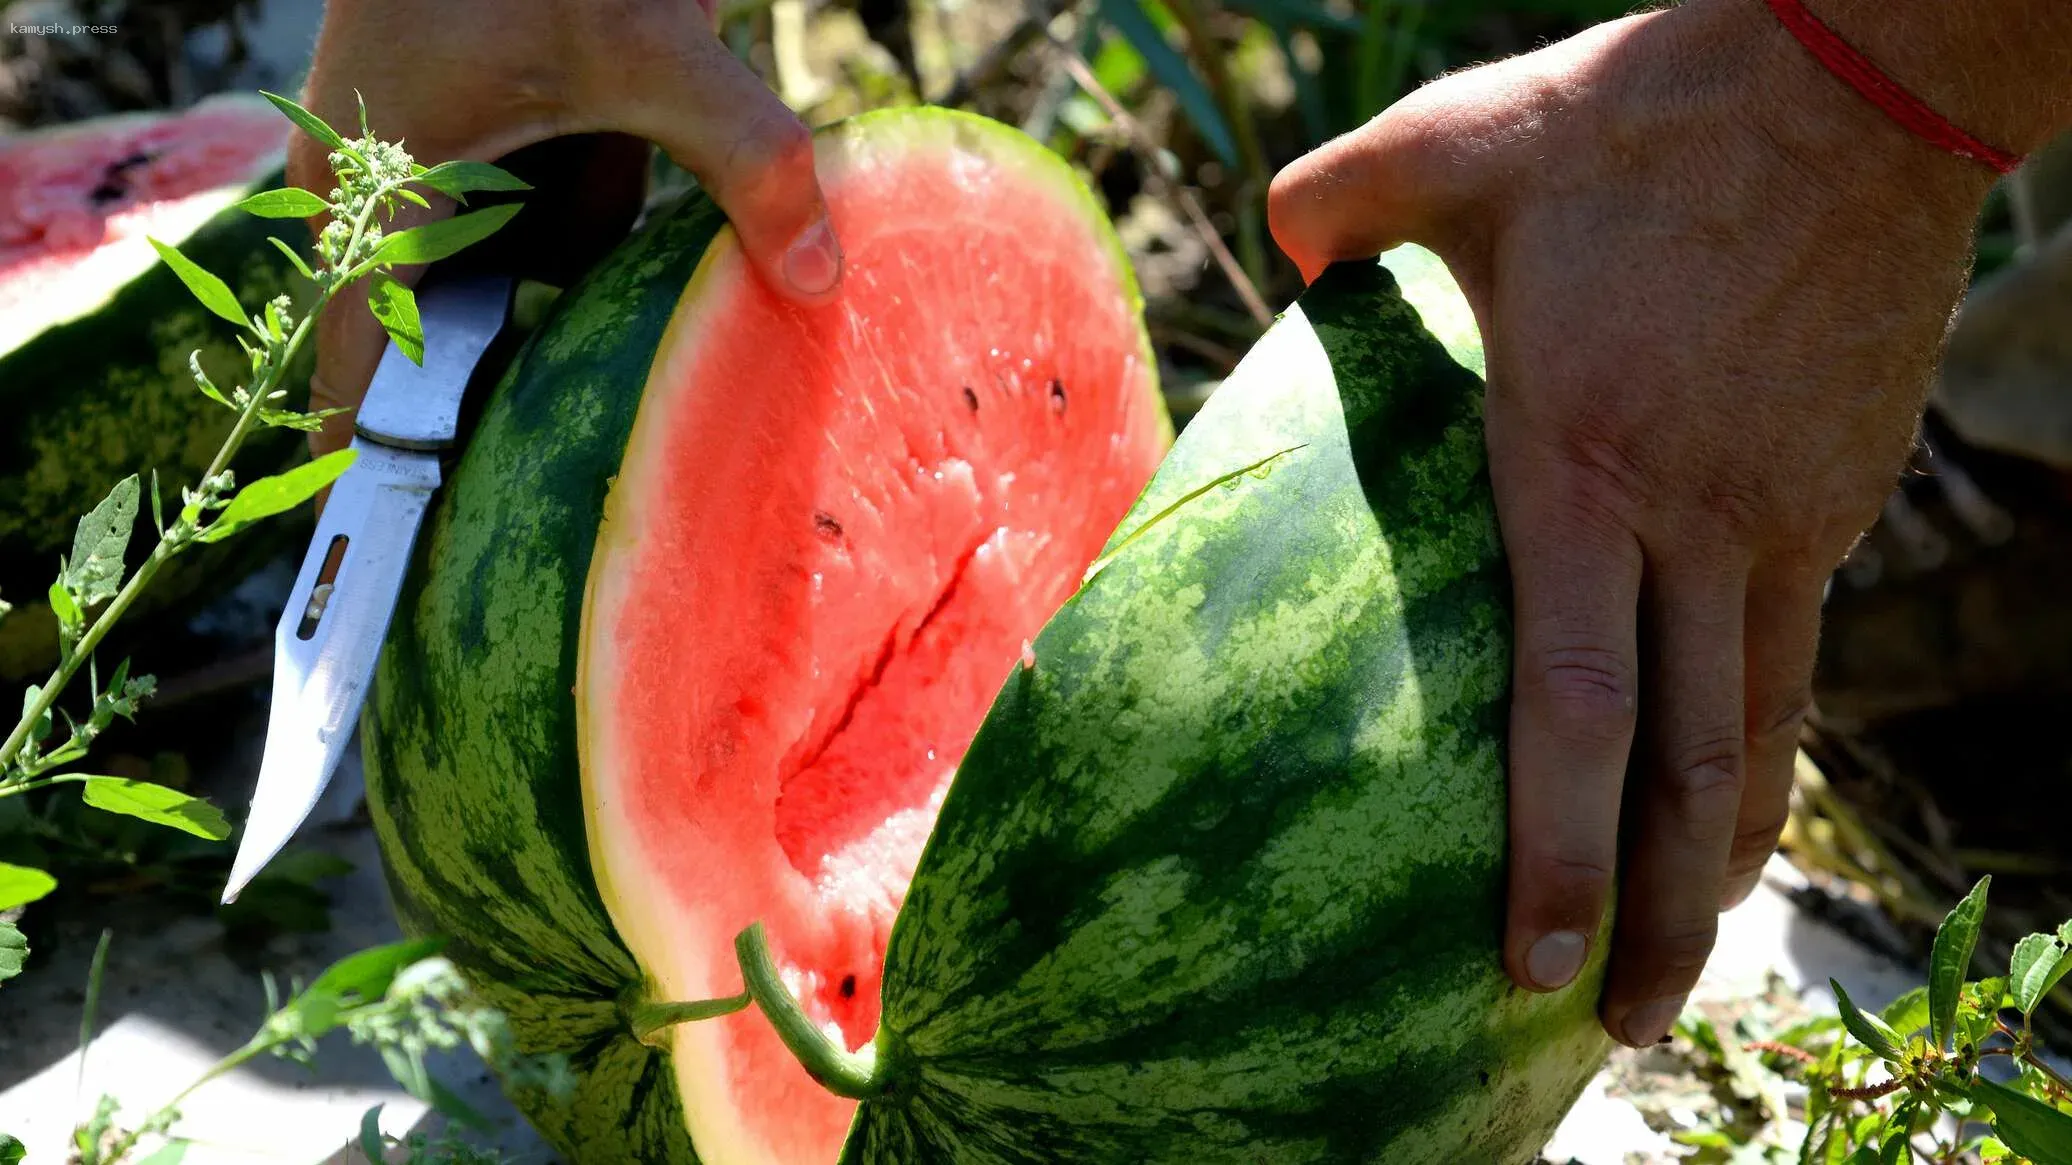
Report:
1765,0,2025,176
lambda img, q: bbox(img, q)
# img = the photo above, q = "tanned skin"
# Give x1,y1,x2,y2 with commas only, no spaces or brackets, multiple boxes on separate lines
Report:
1269,0,2072,1046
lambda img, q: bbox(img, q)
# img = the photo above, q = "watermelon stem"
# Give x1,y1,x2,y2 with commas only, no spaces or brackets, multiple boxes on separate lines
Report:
625,991,751,1049
734,921,888,1101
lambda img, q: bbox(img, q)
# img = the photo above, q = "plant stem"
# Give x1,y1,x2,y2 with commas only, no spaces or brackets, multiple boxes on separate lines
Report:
2024,1048,2072,1093
1046,33,1272,326
733,923,885,1100
1162,0,1269,295
626,992,752,1049
0,773,93,800
105,1031,274,1161
0,171,390,778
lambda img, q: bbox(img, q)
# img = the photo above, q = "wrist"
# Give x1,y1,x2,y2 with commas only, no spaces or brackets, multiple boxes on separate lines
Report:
1795,0,2072,159
1666,0,2000,230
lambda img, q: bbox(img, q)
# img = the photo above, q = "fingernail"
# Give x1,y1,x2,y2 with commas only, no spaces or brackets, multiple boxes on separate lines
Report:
782,221,842,296
1620,996,1686,1047
1525,930,1588,990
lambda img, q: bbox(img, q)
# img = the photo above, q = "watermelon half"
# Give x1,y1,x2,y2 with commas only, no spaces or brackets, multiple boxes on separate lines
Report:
365,108,1612,1163
0,92,314,678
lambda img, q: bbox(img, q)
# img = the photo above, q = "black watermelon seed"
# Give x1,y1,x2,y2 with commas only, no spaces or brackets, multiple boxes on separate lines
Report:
839,974,857,998
961,385,979,412
1048,379,1067,415
814,512,843,542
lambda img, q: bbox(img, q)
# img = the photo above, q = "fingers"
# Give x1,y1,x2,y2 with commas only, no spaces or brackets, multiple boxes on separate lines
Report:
1719,563,1825,911
1599,554,1750,1047
1493,458,1644,1007
1267,70,1520,282
595,31,842,304
1268,105,1455,283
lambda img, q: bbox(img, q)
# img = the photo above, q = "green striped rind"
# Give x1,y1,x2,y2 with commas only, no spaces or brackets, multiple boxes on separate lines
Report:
361,192,731,1165
848,257,1612,1163
0,150,314,681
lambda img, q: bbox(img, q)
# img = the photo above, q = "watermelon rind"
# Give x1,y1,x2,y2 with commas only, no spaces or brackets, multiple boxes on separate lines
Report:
363,187,729,1165
363,105,1165,1163
830,252,1614,1162
0,91,315,681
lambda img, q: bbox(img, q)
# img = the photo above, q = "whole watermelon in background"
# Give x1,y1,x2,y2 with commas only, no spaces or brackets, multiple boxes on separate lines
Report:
0,92,315,680
363,105,1612,1163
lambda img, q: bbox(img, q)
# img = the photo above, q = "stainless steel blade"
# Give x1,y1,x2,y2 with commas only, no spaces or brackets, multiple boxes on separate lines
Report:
223,272,513,903
223,441,441,902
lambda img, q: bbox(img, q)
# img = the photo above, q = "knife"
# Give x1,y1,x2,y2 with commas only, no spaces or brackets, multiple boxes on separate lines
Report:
221,270,515,904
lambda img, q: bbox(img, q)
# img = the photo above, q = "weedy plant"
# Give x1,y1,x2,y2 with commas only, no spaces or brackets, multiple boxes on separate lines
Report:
0,91,554,1162
12,933,573,1164
1676,876,2072,1164
0,89,531,983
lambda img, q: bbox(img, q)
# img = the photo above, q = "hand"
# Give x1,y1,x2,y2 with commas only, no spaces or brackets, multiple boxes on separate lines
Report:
1267,0,2001,1046
289,0,843,458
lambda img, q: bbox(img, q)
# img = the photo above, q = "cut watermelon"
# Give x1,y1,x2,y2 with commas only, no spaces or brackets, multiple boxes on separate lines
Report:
0,93,287,351
362,108,1169,1163
0,92,313,678
578,111,1168,1161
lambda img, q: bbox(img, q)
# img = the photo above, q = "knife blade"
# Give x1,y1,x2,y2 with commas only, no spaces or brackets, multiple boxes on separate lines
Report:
222,271,514,903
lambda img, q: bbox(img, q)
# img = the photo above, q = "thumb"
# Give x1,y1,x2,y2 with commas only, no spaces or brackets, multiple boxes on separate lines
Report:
1266,86,1485,283
605,37,842,304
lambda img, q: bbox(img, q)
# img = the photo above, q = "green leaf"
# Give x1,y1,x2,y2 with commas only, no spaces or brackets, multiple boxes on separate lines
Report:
1846,1146,1881,1165
366,273,423,364
1880,1097,1919,1164
78,920,109,1069
0,862,56,910
369,204,522,267
135,1140,189,1165
149,470,165,537
1881,986,1930,1036
1932,876,1992,1051
411,159,533,203
305,937,446,1008
21,684,51,744
396,186,431,210
263,849,356,885
79,777,231,840
64,475,139,608
187,350,232,409
266,235,317,282
1831,979,1906,1062
1975,1076,2072,1165
380,1043,433,1108
194,450,357,545
147,237,249,328
48,579,82,639
0,921,27,986
259,90,346,151
1096,0,1238,167
235,187,329,218
0,1133,21,1164
357,1105,387,1162
2012,933,2071,1015
426,1074,492,1130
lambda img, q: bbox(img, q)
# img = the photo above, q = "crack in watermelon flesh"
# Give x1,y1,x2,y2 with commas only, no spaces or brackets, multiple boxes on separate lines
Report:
0,94,287,353
580,121,1168,1163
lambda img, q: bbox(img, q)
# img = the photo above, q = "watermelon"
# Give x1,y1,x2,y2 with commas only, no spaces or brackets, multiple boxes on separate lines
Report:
364,106,1612,1163
0,92,315,679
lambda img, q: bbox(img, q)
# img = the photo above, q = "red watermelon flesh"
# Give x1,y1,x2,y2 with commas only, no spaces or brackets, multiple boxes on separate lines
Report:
580,116,1170,1162
0,93,287,352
